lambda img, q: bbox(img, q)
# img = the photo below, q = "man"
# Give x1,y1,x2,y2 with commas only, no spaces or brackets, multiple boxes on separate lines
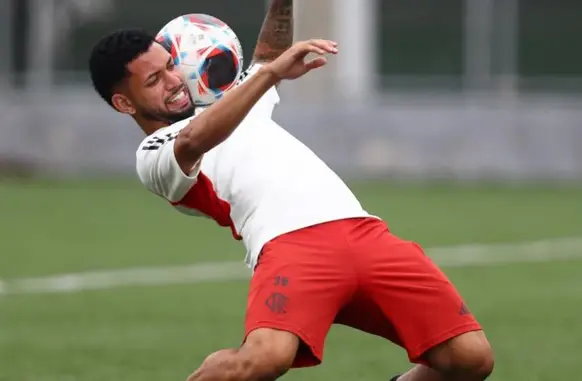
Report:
88,1,494,381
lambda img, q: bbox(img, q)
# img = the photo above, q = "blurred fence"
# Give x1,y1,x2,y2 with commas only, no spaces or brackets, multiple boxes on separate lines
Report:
0,0,581,181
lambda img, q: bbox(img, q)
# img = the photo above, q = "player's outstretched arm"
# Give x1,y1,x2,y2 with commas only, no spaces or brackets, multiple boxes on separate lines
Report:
252,0,294,64
173,39,337,175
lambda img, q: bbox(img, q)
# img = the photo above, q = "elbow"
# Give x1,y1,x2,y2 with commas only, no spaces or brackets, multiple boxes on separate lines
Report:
176,124,206,159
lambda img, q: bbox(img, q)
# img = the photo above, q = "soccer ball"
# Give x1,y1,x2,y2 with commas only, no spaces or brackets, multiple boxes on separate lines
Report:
156,14,244,106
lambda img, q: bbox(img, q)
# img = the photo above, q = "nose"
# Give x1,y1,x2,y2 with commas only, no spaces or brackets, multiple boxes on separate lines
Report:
165,70,184,90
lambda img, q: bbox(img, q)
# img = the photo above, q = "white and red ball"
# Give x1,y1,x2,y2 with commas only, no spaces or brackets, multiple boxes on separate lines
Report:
156,14,244,106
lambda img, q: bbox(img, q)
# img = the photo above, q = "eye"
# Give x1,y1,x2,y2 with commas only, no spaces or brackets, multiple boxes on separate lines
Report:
146,75,160,87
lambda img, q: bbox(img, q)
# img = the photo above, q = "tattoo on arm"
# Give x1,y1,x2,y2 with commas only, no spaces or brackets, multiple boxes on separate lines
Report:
252,0,294,63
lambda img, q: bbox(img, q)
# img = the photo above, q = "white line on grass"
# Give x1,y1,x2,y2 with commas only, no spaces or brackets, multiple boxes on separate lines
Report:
2,237,582,295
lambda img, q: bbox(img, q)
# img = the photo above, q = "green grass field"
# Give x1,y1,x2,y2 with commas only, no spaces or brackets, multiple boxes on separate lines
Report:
1,179,582,381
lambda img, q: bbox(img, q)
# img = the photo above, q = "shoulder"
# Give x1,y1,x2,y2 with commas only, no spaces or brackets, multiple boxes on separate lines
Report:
135,117,199,201
238,64,280,116
238,63,268,85
194,65,280,119
136,118,192,153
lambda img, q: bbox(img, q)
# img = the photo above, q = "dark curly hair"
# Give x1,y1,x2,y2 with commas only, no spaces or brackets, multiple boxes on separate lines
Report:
89,29,155,107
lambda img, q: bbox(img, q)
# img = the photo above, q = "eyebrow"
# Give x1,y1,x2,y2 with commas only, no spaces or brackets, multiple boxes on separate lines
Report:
144,57,173,84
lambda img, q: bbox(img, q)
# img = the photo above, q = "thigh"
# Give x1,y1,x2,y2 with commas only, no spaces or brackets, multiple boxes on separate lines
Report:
334,292,402,345
244,222,357,368
367,235,481,363
343,219,482,364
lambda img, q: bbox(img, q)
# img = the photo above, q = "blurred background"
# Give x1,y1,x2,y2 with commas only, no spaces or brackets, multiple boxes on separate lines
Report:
0,0,581,179
1,1,581,381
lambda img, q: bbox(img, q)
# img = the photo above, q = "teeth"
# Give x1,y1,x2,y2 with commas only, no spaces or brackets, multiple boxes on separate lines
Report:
169,91,186,103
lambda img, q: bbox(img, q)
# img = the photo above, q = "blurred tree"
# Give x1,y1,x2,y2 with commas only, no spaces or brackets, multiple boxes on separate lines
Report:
377,0,582,80
518,0,582,77
378,0,464,77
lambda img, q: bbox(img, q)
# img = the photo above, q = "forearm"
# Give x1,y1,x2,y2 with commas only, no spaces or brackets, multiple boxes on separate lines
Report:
176,67,278,162
252,0,294,63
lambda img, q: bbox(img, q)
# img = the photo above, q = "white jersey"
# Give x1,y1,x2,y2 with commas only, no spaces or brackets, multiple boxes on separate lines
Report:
136,64,371,268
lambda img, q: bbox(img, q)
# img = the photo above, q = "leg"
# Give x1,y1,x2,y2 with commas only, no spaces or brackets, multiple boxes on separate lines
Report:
397,330,494,381
186,328,298,381
334,286,493,381
244,221,358,368
186,221,359,380
374,242,493,380
340,218,494,381
402,330,493,381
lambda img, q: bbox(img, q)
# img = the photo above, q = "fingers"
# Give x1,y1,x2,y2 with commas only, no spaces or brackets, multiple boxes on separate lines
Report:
293,39,338,57
308,39,338,54
266,38,337,80
304,56,328,70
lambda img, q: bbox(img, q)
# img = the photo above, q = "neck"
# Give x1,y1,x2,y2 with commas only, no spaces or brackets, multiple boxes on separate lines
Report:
135,115,168,136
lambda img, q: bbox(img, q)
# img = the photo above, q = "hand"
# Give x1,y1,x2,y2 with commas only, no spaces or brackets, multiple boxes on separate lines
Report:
264,39,338,80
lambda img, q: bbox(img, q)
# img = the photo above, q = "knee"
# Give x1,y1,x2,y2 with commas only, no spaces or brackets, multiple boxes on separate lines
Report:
426,331,494,380
237,328,299,381
457,340,494,380
243,340,295,380
196,344,293,381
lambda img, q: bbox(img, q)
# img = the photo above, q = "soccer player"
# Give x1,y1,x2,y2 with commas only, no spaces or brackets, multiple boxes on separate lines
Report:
88,1,494,381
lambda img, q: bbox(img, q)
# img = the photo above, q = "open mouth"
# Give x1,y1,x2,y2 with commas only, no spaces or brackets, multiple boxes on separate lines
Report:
166,87,191,109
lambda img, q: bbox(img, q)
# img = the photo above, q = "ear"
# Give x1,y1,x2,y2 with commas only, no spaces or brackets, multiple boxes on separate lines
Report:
111,93,136,115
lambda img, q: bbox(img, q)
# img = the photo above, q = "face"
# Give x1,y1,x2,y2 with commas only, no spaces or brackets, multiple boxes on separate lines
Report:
112,42,195,125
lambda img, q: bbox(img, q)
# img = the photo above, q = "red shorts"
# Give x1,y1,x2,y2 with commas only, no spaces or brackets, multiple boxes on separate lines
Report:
244,217,481,368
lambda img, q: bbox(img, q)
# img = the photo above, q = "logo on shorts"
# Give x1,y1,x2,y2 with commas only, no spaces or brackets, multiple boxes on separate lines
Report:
265,292,288,314
273,276,289,287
